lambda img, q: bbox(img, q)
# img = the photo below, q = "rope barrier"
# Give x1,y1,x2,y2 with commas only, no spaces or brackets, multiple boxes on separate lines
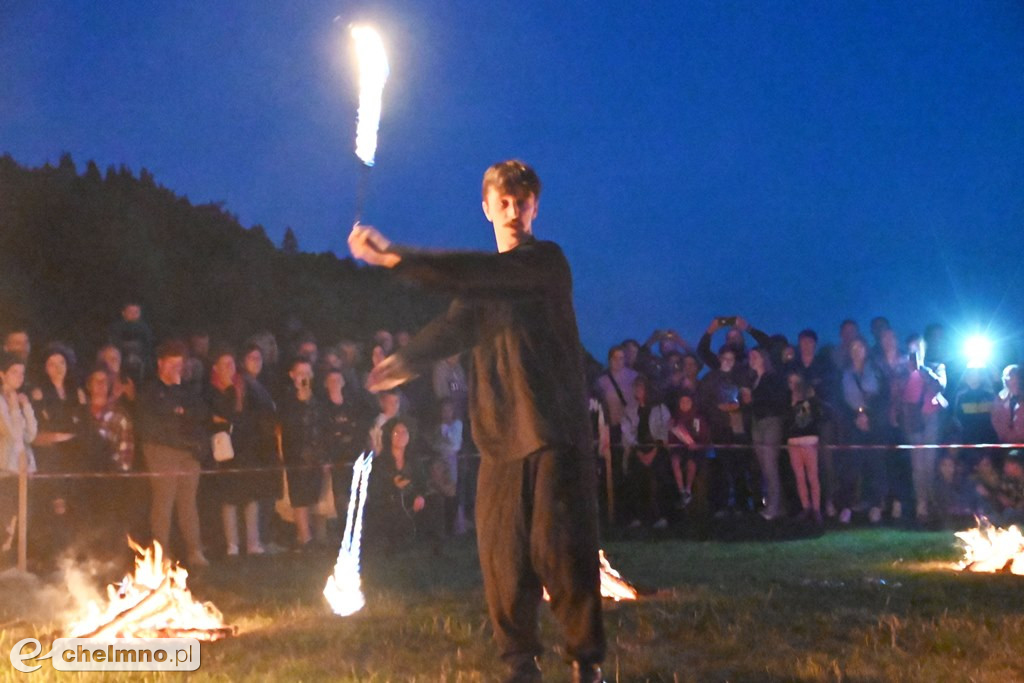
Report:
7,441,1020,481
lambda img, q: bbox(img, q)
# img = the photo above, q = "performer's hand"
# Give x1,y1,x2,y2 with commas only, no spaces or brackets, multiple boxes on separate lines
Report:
366,355,406,393
348,223,401,268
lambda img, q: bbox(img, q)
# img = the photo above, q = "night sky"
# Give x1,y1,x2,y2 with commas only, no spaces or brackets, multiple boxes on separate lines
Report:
2,1,1022,358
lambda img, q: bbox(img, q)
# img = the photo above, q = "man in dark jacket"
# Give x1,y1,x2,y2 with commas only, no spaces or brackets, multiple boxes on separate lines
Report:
136,340,209,567
349,160,604,683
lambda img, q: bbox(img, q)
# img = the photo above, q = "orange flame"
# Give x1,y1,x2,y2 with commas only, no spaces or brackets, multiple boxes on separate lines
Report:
66,540,234,640
954,517,1024,574
543,549,639,602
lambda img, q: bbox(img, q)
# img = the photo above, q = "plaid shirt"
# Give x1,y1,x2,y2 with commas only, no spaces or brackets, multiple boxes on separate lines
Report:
90,404,135,471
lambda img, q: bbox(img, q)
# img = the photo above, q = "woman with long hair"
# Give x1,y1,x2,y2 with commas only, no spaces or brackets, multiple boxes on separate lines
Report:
784,372,826,525
207,348,274,556
838,337,889,524
744,347,789,520
31,344,85,557
365,417,443,552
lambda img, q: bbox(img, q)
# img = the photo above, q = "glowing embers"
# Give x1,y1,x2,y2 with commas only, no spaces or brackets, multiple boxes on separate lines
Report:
67,540,235,640
543,550,639,603
324,451,374,616
954,516,1024,574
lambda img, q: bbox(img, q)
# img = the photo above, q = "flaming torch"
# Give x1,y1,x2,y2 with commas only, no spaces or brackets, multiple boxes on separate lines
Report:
324,451,375,616
349,24,389,224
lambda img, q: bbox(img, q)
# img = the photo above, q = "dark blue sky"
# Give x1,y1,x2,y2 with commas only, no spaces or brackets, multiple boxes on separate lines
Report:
2,1,1022,356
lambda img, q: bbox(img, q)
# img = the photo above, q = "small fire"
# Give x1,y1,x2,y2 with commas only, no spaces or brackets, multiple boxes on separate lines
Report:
66,540,234,640
598,550,641,601
544,550,639,603
325,451,374,616
954,516,1024,574
350,25,389,167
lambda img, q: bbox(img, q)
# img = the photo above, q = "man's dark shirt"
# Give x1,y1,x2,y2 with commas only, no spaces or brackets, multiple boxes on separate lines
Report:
109,319,154,357
324,399,363,465
136,379,207,455
784,352,838,406
381,238,591,463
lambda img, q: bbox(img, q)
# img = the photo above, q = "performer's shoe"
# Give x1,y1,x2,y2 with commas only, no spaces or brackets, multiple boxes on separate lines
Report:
504,656,542,683
570,661,605,683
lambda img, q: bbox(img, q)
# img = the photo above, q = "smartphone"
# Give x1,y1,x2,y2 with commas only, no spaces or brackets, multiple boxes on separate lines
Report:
717,316,737,327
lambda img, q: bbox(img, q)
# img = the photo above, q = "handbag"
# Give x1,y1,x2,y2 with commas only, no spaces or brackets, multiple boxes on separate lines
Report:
212,430,235,463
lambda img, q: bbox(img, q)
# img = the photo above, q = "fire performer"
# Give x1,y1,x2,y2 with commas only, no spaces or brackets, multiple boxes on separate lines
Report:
348,160,605,682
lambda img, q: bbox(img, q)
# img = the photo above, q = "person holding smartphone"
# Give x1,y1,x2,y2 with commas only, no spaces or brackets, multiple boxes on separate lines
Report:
696,316,773,371
279,357,324,550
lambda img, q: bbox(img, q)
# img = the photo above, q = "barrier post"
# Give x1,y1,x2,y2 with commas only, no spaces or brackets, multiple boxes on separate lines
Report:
17,446,27,572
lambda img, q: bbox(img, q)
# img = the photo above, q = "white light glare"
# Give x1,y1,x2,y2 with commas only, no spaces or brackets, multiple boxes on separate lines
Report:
964,335,993,369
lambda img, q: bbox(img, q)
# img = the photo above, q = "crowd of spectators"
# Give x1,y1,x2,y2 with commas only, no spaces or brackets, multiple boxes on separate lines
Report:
0,303,471,570
1,304,1022,571
591,316,1024,534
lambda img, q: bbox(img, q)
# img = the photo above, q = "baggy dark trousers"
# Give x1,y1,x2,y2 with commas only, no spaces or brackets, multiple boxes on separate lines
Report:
476,446,606,668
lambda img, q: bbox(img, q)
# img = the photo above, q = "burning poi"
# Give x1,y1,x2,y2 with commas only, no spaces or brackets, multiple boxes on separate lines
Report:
324,451,375,615
348,24,389,223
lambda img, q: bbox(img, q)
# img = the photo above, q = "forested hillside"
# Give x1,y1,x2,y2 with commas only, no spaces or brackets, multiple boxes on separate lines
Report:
0,154,447,351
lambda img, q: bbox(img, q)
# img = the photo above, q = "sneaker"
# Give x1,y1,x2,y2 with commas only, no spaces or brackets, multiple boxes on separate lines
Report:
652,518,668,530
838,508,852,525
825,501,837,518
682,490,693,506
868,507,882,524
225,544,239,556
891,501,903,520
246,543,265,556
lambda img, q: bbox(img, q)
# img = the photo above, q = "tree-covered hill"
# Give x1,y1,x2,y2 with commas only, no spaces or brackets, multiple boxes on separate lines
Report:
0,153,447,353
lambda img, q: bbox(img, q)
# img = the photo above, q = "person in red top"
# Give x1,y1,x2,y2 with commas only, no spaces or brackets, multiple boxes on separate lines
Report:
992,365,1024,445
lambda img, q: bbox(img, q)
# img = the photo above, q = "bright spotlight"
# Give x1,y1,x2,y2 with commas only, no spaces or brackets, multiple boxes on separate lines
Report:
964,335,993,369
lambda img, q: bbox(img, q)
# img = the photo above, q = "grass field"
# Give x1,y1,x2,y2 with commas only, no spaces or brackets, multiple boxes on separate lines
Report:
3,527,1024,682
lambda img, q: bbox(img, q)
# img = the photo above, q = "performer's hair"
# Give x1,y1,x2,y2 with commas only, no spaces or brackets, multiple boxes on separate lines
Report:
482,160,541,200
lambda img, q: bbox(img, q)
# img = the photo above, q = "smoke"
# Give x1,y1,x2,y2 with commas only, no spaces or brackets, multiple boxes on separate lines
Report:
0,550,123,631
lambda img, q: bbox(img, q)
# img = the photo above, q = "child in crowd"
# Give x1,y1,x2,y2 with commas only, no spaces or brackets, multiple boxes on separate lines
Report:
931,453,980,528
667,390,709,508
974,450,1024,526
